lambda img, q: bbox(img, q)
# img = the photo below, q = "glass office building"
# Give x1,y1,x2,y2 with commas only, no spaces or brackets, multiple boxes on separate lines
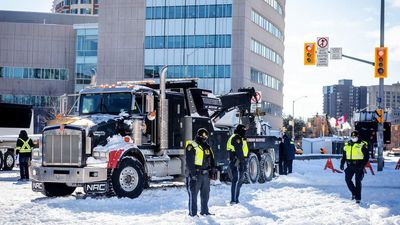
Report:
144,1,233,95
74,24,98,92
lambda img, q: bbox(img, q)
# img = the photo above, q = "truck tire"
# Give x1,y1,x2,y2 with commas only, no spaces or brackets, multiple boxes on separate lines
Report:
243,153,260,184
112,157,145,199
3,151,15,171
258,153,273,183
0,151,3,170
43,183,76,197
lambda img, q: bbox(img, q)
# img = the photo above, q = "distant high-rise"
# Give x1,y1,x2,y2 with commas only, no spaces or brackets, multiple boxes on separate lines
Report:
323,79,367,119
52,0,100,15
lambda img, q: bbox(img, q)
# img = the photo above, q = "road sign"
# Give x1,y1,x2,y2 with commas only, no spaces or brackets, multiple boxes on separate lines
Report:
317,37,329,67
330,47,342,60
251,91,262,103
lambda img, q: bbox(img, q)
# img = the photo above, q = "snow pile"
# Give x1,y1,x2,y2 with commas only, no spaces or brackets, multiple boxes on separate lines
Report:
92,135,137,153
0,158,399,225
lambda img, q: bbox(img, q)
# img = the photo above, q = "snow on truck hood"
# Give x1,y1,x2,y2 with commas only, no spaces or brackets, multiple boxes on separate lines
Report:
93,135,137,153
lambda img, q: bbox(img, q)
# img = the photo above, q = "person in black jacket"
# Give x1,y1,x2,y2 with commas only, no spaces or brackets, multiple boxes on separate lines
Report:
340,130,369,203
16,130,34,181
281,134,295,174
185,128,216,217
227,124,248,204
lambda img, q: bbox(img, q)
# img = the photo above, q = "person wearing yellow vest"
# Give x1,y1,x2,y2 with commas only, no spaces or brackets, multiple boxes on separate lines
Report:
340,130,369,204
227,124,248,205
15,130,34,181
185,128,215,217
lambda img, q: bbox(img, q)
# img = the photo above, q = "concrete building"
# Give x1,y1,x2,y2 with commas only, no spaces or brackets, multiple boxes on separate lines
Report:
323,79,367,119
53,0,100,15
0,10,97,132
367,82,400,113
1,0,286,130
97,0,285,129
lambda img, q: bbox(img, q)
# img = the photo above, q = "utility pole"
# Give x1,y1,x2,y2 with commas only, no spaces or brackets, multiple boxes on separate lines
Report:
377,0,385,171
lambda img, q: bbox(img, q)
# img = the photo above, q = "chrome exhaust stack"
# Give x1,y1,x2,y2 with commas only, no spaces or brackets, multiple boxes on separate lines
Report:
158,66,168,155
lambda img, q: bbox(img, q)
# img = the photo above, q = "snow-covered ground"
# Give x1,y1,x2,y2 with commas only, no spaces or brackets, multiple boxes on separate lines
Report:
1,157,399,225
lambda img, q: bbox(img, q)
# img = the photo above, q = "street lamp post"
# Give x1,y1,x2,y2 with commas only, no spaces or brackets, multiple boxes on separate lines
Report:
292,96,307,140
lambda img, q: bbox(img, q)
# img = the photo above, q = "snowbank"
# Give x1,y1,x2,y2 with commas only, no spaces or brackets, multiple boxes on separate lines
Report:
0,158,399,225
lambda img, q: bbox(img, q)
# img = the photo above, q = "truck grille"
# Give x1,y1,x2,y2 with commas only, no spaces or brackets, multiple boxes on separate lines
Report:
42,127,84,167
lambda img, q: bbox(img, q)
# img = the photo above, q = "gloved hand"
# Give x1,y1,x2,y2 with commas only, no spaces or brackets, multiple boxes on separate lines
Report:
340,164,344,171
209,168,218,180
190,172,199,181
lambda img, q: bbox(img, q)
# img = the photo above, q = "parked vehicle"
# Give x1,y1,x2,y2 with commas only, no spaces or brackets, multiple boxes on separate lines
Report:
0,103,39,170
31,67,280,198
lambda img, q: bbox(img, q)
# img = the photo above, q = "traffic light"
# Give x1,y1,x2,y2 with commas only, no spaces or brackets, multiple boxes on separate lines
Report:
375,109,384,123
304,42,316,65
374,47,388,78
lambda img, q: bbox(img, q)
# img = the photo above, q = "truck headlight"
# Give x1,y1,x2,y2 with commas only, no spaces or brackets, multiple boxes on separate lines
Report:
32,148,42,160
92,151,109,161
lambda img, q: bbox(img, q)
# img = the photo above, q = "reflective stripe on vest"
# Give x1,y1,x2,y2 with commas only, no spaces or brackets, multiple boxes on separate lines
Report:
18,138,32,153
186,140,204,166
226,134,249,157
344,141,366,160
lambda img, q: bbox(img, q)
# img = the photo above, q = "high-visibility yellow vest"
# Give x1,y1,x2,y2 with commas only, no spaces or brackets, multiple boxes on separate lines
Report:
186,140,213,166
226,134,249,157
16,138,32,153
344,141,367,160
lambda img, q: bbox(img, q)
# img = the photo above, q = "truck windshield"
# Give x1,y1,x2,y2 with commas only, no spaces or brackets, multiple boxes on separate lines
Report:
80,93,132,115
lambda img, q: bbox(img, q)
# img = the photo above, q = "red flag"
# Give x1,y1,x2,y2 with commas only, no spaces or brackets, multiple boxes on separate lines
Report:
335,115,346,126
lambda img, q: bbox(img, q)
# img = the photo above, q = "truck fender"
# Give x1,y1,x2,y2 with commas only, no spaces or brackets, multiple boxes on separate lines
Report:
119,148,147,174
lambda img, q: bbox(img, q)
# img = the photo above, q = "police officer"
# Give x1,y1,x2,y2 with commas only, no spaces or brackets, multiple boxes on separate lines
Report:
340,130,369,204
282,134,295,175
227,124,248,204
16,130,34,181
185,128,215,217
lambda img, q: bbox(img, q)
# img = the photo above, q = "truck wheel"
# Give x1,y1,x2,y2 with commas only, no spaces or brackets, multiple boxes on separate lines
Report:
0,151,3,170
43,183,76,197
3,151,15,171
112,157,145,199
258,153,273,183
244,153,260,184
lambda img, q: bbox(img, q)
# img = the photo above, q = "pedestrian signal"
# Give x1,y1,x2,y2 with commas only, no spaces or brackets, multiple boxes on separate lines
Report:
374,47,388,78
304,42,316,65
375,109,384,123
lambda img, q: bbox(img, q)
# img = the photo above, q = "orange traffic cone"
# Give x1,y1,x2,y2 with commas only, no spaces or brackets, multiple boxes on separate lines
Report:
324,158,343,173
396,159,400,170
363,161,375,175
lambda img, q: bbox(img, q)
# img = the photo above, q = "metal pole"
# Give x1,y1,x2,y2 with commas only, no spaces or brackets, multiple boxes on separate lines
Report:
292,100,295,139
377,0,385,171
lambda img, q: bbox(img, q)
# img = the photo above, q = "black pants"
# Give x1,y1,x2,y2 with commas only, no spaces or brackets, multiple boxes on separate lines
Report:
186,173,210,216
278,160,285,175
283,160,293,174
345,164,364,201
230,163,244,203
19,155,30,180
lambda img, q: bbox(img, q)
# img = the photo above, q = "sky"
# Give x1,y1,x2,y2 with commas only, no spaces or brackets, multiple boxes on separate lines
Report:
0,0,399,119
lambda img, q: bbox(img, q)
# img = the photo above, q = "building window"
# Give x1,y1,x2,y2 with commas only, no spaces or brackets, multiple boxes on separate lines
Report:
251,10,284,41
251,39,283,66
145,35,231,49
250,68,283,92
80,8,92,14
0,94,60,108
263,0,283,15
80,0,92,3
146,4,232,20
144,65,230,79
0,66,69,80
71,0,78,4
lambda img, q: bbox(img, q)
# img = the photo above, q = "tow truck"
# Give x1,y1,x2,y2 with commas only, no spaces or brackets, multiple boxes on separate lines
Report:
31,67,280,198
